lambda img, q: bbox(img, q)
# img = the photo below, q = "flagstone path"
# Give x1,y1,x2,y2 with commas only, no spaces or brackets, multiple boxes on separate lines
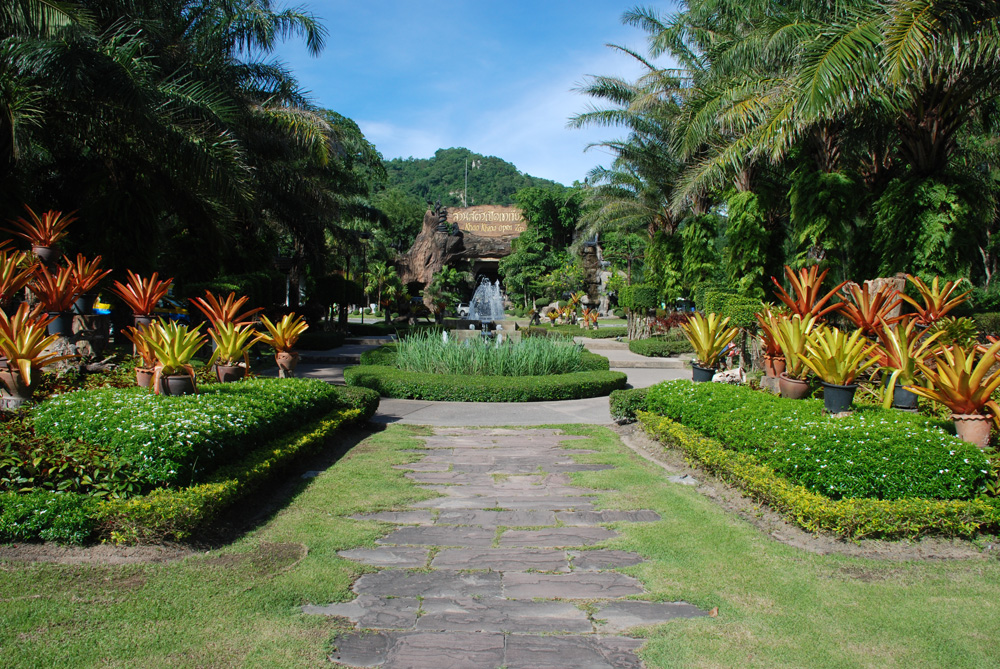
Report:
303,428,707,668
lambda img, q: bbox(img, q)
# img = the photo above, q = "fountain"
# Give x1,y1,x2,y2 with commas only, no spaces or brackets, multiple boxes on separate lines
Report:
467,278,505,322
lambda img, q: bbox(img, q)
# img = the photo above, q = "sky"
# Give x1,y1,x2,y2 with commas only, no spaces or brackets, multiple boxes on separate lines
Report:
274,1,676,186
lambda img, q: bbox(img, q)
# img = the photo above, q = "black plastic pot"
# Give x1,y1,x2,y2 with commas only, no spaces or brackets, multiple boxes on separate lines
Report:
46,311,73,336
822,382,858,414
892,385,919,411
160,374,196,396
692,364,716,383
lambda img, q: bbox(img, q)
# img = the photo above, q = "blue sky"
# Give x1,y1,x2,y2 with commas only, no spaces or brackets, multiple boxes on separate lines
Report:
274,1,676,186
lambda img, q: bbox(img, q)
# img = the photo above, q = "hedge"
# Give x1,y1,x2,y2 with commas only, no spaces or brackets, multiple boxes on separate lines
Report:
628,337,693,357
345,365,627,402
638,412,999,539
705,292,760,329
645,381,990,501
620,283,660,311
360,345,610,372
610,387,648,423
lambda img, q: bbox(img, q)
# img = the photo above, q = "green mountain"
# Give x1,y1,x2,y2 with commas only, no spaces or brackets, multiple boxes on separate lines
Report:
383,147,561,207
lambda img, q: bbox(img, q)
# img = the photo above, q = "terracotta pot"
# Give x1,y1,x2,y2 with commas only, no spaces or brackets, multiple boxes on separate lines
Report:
778,372,811,400
821,382,858,414
136,367,154,388
32,245,57,264
0,369,34,407
691,363,716,383
215,364,246,383
275,350,299,378
763,355,786,378
952,413,992,450
0,355,7,370
160,373,196,396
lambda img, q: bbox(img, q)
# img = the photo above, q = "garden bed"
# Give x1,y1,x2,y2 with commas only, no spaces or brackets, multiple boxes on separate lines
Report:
629,381,999,538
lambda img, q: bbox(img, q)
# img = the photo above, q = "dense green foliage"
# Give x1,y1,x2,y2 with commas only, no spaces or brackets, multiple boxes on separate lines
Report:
645,381,991,501
628,335,693,357
31,380,358,489
345,365,626,402
0,491,98,544
610,387,649,422
393,332,588,376
383,148,559,207
361,343,609,372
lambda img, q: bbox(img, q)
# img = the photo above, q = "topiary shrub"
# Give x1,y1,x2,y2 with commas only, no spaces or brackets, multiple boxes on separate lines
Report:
610,388,648,423
628,336,693,357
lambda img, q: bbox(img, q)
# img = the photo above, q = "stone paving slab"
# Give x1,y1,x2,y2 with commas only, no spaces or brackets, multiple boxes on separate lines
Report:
435,509,557,527
499,527,618,547
570,550,646,571
302,594,419,629
337,547,430,568
354,570,502,598
417,597,593,633
376,527,495,547
557,510,662,525
432,548,570,572
351,511,436,525
594,600,710,632
503,572,644,599
504,635,644,669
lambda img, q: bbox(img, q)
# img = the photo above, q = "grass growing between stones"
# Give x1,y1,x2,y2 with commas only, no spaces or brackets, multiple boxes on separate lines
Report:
0,425,434,668
551,425,1000,669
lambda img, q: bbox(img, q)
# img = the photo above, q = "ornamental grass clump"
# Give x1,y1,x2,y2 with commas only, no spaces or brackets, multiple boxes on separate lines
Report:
393,331,585,376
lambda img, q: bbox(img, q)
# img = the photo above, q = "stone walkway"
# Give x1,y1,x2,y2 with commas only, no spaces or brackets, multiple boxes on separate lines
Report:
303,428,707,668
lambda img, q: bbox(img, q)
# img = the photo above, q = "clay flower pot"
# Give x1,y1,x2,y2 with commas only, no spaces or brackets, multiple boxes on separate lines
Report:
275,350,299,378
0,369,35,411
136,367,155,388
778,372,811,400
952,413,992,450
763,355,786,378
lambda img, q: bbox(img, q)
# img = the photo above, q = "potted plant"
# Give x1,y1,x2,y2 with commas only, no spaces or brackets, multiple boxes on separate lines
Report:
2,207,77,263
875,319,943,410
189,290,262,325
28,264,78,336
798,325,880,413
66,254,111,315
899,275,971,326
122,324,162,388
111,270,173,325
771,265,846,320
207,321,260,382
679,312,739,382
258,313,308,378
836,282,905,336
755,308,786,377
1,246,33,312
0,303,76,409
143,320,206,395
772,314,817,399
906,339,1000,449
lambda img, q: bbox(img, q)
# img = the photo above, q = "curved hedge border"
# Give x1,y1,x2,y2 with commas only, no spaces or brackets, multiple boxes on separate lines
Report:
638,412,999,539
627,337,693,357
345,364,627,402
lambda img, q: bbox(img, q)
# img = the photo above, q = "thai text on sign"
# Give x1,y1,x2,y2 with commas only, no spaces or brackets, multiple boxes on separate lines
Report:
448,206,527,237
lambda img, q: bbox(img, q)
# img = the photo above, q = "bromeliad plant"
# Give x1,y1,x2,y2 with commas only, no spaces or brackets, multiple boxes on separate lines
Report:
259,313,308,378
772,265,846,320
836,282,906,336
189,290,262,326
899,275,971,325
111,270,173,317
680,312,739,370
2,206,77,249
799,325,880,387
122,324,162,369
875,319,943,408
772,314,818,379
0,303,77,400
0,247,33,305
144,320,206,377
207,321,261,367
28,264,77,314
66,253,111,297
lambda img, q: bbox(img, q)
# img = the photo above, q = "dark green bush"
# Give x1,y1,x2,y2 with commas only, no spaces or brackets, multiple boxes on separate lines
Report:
610,388,648,423
585,326,627,339
645,381,990,501
31,380,353,490
345,365,627,402
338,386,380,421
0,491,98,544
628,337,693,357
620,284,660,311
974,312,1000,339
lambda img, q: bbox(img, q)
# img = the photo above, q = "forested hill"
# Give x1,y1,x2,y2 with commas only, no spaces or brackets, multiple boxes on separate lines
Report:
383,148,561,207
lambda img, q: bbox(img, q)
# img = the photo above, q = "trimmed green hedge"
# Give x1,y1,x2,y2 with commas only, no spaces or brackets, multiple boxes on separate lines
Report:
0,491,99,544
345,365,627,402
360,345,610,372
645,381,990,501
620,284,660,311
639,412,999,539
610,388,648,423
628,337,693,357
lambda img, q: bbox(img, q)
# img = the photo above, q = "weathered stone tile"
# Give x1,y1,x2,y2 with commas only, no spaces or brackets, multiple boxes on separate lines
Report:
492,497,596,511
504,635,644,669
570,550,645,571
594,601,709,632
386,631,506,668
499,527,618,548
411,497,501,509
556,510,662,525
434,510,557,527
301,594,419,629
337,547,430,568
355,570,502,598
350,511,436,525
432,548,569,572
417,597,592,633
377,526,495,547
502,572,644,599
329,629,396,667
406,472,486,484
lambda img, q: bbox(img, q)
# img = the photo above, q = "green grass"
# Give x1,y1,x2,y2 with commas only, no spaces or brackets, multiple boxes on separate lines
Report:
2,424,998,667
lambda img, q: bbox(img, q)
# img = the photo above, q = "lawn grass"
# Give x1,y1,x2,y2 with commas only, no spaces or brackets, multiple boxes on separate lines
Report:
2,423,998,668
